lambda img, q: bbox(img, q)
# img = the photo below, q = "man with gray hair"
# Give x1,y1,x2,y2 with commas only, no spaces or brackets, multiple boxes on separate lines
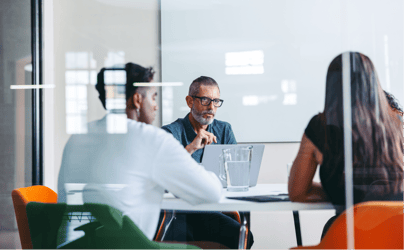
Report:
161,76,254,249
162,76,236,162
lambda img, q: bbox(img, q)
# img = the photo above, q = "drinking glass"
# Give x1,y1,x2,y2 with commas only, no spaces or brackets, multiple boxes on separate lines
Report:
219,146,253,192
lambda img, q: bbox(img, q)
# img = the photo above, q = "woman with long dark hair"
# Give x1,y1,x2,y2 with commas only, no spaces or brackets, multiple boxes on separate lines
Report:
288,52,403,232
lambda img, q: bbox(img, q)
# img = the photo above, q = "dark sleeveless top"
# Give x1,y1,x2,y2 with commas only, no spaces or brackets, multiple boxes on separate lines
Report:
304,114,403,206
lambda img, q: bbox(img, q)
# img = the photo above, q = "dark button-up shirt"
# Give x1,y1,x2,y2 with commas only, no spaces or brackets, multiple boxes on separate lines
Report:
162,113,237,163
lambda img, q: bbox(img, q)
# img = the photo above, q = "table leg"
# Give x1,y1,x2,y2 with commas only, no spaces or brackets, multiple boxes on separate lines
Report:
293,210,303,246
238,212,250,249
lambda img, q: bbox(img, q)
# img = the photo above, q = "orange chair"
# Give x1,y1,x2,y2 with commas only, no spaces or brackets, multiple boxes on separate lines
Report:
223,211,241,224
12,185,240,248
12,185,58,249
292,201,404,249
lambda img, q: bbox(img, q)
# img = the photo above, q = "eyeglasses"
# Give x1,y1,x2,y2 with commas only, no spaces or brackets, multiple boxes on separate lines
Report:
191,96,224,107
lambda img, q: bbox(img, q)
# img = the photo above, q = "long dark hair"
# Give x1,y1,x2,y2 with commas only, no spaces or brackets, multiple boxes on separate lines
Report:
322,52,403,200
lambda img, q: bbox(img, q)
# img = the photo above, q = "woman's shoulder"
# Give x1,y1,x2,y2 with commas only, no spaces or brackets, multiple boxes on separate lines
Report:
304,113,325,138
307,113,325,128
304,113,326,153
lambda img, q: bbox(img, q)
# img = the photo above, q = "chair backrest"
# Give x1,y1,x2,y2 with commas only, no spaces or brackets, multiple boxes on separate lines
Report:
120,215,198,249
293,201,404,249
25,202,199,249
26,202,67,249
84,203,199,249
11,185,57,249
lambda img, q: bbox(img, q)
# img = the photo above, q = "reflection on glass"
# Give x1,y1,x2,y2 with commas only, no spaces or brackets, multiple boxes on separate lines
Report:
225,50,264,75
242,95,277,106
162,86,174,125
90,70,97,85
89,52,97,69
106,114,128,134
105,85,126,110
66,115,87,134
24,63,32,72
104,51,125,67
104,70,126,84
103,69,126,113
102,68,128,133
281,80,297,105
242,95,259,106
65,51,89,69
65,85,88,134
65,51,93,134
65,70,90,84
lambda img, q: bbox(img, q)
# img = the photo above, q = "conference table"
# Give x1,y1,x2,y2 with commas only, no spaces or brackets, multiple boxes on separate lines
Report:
161,184,335,249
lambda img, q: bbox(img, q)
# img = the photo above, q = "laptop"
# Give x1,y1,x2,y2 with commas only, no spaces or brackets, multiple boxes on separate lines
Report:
201,144,265,188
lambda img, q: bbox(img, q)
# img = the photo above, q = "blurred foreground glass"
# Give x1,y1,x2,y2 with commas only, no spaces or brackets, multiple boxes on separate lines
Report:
219,146,253,192
286,163,293,181
0,0,32,243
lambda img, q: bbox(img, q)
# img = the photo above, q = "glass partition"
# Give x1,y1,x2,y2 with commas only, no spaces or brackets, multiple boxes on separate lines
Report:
0,0,32,248
49,0,403,248
0,0,400,248
160,2,404,246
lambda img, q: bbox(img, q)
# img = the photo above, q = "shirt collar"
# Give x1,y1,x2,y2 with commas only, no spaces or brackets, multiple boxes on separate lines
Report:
184,113,214,134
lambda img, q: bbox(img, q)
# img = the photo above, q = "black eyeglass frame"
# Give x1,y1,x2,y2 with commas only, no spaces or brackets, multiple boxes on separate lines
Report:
191,95,224,107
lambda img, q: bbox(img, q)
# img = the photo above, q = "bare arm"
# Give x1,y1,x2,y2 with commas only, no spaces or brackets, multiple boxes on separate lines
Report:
288,133,328,202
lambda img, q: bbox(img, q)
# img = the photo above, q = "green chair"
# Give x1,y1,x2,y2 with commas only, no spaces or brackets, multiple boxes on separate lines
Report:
26,202,200,249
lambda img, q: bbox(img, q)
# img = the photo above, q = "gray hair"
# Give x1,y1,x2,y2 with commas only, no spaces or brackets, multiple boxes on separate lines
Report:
188,76,220,96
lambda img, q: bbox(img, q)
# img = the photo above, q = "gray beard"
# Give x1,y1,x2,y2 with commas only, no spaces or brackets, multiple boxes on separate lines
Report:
191,108,214,125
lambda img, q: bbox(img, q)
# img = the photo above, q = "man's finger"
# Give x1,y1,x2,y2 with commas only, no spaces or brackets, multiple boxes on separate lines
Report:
199,134,208,147
205,131,215,137
207,134,216,144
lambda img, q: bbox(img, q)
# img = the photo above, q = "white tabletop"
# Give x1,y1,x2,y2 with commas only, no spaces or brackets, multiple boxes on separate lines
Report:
161,184,335,211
